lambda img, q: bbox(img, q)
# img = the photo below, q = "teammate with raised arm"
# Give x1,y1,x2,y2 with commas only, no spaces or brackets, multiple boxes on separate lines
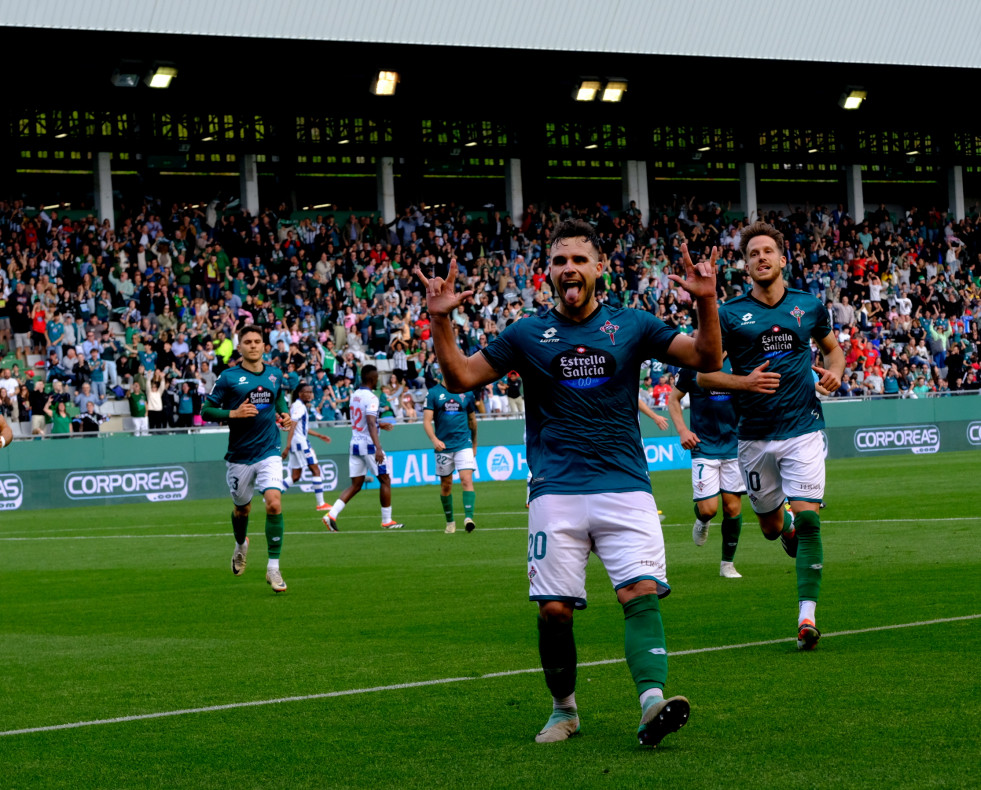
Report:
201,325,293,593
705,221,844,649
281,383,332,512
323,365,404,531
417,218,722,748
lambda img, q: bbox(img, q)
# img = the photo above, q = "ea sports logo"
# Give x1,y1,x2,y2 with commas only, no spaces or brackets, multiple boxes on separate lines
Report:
487,446,514,481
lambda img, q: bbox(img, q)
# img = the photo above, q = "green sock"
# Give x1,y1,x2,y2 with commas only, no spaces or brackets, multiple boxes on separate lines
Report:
463,490,475,520
537,616,577,700
231,513,248,545
794,510,823,601
721,515,742,562
440,494,454,523
265,512,284,559
693,503,703,521
623,594,667,696
782,510,794,535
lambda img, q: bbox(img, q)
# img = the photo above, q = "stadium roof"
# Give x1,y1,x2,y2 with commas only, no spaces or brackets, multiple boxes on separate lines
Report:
3,0,981,69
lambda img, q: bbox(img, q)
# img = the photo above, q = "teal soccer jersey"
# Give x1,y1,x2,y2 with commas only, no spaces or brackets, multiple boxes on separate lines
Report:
675,357,739,459
719,288,832,441
480,305,678,501
425,384,475,452
203,364,286,464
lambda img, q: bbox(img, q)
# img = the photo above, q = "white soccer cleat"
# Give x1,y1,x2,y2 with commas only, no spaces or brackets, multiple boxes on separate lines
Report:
719,561,742,578
231,537,249,576
265,568,287,593
692,520,710,546
444,521,456,534
535,710,580,743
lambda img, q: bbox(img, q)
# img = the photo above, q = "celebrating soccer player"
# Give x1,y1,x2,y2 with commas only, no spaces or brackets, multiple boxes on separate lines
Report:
418,218,722,748
704,222,844,650
201,325,293,593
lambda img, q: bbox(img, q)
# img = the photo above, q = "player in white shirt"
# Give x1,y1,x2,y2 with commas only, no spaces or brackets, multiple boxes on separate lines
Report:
322,365,404,531
281,383,333,511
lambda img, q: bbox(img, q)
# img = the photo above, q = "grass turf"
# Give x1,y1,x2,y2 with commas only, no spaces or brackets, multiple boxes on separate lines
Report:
0,452,978,789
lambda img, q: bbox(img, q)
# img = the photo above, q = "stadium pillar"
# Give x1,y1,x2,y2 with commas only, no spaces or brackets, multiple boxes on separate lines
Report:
947,165,965,221
505,158,523,222
377,156,396,222
94,152,114,229
239,154,260,216
622,160,649,225
739,162,757,222
846,164,865,223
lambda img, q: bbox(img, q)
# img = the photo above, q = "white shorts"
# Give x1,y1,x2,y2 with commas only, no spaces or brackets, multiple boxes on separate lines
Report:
348,439,391,479
226,455,285,507
435,447,476,478
527,491,668,610
691,456,746,500
287,437,318,471
738,431,825,514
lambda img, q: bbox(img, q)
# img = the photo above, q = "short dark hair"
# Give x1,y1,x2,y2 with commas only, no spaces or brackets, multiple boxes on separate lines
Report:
239,324,264,341
740,222,785,258
550,219,603,259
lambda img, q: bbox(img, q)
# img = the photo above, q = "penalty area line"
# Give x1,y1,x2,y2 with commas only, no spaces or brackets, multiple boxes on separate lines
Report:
2,613,977,738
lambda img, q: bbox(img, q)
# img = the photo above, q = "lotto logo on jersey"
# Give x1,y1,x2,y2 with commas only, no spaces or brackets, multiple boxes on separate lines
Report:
551,345,617,389
250,387,273,410
0,473,23,510
759,326,797,361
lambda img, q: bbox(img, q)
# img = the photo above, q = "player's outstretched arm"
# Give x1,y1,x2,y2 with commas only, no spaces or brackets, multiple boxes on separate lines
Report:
416,262,500,393
698,361,780,394
637,397,668,430
667,386,699,449
665,244,723,372
813,332,845,393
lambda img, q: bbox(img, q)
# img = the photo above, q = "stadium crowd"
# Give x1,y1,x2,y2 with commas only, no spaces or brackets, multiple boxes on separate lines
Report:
0,194,979,436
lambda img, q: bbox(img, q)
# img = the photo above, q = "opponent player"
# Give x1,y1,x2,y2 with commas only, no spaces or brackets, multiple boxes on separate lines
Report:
418,218,722,748
0,415,12,449
423,364,478,534
281,383,332,512
323,364,404,531
668,347,746,578
704,221,843,649
201,325,293,593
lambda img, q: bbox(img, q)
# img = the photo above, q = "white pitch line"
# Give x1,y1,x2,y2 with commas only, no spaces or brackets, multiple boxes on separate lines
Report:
2,514,980,542
2,613,977,739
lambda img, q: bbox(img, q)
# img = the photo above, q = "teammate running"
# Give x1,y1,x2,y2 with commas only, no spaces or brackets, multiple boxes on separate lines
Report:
282,383,332,512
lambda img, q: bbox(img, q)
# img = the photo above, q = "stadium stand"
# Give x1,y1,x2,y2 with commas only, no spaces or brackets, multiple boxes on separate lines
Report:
1,195,978,438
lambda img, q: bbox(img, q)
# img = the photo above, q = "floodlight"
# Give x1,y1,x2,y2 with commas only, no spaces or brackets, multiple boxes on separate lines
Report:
371,71,399,96
574,80,602,101
601,80,627,102
697,146,711,152
111,62,141,88
146,64,178,89
838,88,866,110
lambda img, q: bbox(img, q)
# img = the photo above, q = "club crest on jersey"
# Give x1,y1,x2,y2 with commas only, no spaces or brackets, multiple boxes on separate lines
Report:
268,373,277,384
790,305,806,326
600,320,619,345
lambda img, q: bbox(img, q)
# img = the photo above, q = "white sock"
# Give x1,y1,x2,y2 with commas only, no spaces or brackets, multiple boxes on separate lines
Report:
381,506,393,523
236,540,248,550
282,479,291,491
799,600,817,625
639,688,664,709
312,477,324,506
329,500,346,519
552,693,577,712
267,558,280,571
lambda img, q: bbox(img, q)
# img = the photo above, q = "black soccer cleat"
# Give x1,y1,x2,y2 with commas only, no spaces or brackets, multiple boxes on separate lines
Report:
637,695,690,747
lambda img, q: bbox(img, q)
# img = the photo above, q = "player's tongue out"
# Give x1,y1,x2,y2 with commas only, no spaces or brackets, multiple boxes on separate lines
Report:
562,281,583,303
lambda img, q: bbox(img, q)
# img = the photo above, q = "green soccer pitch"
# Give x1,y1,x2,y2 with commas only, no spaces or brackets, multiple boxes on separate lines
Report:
1,452,978,790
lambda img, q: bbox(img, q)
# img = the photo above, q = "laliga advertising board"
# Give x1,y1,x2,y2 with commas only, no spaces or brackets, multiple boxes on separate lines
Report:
363,437,690,489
